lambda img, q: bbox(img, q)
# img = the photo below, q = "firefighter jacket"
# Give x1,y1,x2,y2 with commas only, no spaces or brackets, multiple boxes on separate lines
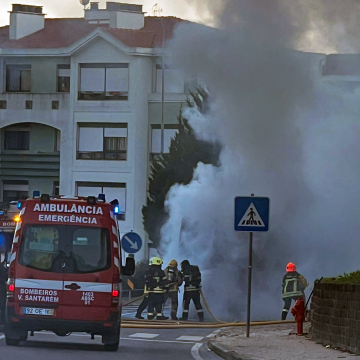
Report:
181,265,202,292
145,265,168,294
164,266,183,292
282,271,308,299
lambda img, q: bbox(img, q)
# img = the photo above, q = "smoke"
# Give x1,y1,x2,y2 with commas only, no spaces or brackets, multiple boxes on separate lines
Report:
158,0,360,321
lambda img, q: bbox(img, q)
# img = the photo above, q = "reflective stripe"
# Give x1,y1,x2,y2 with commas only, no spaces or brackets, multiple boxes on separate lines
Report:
10,252,16,264
112,226,117,236
183,310,189,313
197,310,203,313
109,211,116,221
15,222,21,233
64,282,112,292
113,241,118,249
20,207,26,216
13,236,19,244
114,257,120,270
15,279,63,290
282,309,289,313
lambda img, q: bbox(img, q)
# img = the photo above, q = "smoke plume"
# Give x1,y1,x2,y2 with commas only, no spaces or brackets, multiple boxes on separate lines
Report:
158,0,360,321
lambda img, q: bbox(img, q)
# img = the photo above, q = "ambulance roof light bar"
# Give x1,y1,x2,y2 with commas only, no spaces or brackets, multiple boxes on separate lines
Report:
98,194,106,202
33,190,40,198
110,199,120,214
40,194,50,202
87,196,97,205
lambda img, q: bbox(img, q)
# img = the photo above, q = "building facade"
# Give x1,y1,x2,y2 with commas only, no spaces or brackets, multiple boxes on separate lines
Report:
0,2,190,260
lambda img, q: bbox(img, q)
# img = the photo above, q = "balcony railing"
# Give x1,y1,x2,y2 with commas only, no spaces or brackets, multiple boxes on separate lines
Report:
0,153,60,177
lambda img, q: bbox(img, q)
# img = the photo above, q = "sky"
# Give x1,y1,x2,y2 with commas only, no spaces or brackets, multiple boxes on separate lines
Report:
0,0,209,27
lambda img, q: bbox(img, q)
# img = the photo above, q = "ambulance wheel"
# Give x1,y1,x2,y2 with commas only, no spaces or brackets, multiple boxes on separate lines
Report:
103,324,120,352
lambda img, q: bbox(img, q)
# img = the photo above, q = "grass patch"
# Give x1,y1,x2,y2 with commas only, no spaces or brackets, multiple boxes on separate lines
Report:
322,271,360,284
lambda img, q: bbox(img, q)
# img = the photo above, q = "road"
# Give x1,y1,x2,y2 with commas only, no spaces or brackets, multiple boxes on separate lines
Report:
0,327,221,360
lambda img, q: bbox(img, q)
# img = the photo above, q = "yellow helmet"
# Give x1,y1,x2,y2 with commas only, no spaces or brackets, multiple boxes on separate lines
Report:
169,259,178,267
149,257,163,266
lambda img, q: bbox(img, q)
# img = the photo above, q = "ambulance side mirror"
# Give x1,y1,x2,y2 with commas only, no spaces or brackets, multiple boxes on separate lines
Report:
122,256,135,276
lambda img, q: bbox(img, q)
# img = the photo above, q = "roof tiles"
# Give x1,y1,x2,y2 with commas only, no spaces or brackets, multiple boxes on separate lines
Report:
0,16,187,49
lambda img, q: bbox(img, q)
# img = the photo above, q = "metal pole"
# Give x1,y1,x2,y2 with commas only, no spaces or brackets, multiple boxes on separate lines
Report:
246,231,253,337
160,19,165,154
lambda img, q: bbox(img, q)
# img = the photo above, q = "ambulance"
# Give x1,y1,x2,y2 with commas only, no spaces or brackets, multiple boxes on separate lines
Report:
4,192,135,351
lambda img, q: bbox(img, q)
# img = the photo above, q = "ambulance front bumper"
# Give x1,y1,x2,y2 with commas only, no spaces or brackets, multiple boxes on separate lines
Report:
6,307,121,334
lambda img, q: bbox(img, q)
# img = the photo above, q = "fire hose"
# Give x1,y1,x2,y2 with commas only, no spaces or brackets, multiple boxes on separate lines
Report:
121,290,296,329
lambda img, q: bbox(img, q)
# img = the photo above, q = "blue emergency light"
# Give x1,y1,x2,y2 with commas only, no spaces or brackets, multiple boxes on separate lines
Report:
17,202,22,209
33,190,40,198
98,194,106,202
114,205,120,214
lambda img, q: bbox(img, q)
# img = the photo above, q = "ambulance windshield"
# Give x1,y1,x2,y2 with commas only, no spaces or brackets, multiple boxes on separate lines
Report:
19,225,111,273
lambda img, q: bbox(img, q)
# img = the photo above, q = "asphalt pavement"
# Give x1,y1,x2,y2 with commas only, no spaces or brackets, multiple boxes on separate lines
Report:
0,326,221,360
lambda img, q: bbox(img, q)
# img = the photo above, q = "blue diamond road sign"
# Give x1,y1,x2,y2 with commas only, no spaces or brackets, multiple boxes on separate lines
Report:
121,232,142,254
234,197,270,232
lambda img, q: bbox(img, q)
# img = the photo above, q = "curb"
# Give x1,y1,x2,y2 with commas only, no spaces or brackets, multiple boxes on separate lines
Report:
208,341,255,360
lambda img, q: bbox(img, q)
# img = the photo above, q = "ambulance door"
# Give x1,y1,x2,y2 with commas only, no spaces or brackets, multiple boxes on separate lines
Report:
15,224,65,319
62,225,112,321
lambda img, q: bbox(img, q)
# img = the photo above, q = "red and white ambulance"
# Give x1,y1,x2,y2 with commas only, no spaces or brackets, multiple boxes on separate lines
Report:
4,193,135,351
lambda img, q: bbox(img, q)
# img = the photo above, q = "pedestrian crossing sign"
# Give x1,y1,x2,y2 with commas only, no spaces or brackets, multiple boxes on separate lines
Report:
234,197,269,232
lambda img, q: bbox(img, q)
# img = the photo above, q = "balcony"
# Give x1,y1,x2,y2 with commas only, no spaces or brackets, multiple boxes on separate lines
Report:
0,153,60,178
0,93,69,128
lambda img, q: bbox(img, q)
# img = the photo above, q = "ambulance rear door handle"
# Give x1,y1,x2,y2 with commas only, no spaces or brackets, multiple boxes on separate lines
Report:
65,283,81,290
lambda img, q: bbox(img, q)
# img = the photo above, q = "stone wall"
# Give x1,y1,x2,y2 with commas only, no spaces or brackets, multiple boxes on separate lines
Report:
311,282,360,354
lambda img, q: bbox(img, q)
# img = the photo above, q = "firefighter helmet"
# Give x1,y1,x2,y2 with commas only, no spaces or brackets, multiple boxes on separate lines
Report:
169,259,178,267
149,257,163,266
286,262,296,272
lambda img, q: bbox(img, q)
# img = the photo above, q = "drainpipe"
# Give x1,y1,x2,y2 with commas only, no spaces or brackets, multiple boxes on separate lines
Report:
160,18,165,154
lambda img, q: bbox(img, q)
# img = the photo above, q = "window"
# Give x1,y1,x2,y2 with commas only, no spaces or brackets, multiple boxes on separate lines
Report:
0,101,6,109
18,225,111,273
151,125,179,154
156,65,184,93
58,64,70,92
77,123,127,160
78,63,129,100
19,225,60,271
77,182,126,220
25,100,33,109
6,65,31,92
52,101,59,110
3,180,29,203
4,131,30,150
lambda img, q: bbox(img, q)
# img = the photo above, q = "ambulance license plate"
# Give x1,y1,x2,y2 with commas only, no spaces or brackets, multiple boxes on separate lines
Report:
23,308,54,316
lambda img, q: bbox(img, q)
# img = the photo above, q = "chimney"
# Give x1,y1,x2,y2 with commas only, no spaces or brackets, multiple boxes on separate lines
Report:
9,4,45,40
85,2,144,30
90,2,99,10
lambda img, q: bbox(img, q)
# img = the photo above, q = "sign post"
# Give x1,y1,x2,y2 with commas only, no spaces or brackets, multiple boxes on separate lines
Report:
234,195,270,338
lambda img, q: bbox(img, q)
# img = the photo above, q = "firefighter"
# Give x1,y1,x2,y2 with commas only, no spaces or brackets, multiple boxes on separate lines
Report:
281,262,308,320
146,257,169,320
180,260,204,322
164,259,183,320
135,287,148,320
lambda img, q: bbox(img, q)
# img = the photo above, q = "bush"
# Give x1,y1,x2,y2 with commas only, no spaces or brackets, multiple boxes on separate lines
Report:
323,270,360,284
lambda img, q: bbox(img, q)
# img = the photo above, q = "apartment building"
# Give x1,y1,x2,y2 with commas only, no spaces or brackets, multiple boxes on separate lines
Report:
0,2,190,259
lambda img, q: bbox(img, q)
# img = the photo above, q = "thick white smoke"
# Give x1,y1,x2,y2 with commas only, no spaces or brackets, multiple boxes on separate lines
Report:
159,0,360,321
